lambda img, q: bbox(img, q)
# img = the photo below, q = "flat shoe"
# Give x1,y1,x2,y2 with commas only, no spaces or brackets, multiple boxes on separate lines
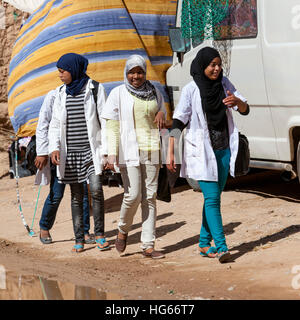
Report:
115,234,127,253
84,235,95,244
217,251,231,263
142,250,165,259
39,232,52,244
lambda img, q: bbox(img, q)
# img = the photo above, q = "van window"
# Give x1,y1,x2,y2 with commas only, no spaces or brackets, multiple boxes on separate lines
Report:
216,0,257,40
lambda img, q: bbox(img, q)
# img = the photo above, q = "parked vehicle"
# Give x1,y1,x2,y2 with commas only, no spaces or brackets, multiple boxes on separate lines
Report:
167,0,300,182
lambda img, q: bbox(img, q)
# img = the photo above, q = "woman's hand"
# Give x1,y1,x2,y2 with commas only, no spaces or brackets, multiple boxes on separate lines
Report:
154,111,166,130
223,90,248,113
51,151,60,165
166,137,177,172
105,155,117,171
34,155,48,170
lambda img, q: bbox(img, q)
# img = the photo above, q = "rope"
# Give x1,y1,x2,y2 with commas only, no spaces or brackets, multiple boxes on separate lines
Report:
31,184,41,231
14,137,35,237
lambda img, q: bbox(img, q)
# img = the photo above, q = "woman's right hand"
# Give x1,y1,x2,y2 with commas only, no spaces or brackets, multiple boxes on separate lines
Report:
105,155,117,171
51,150,60,165
166,137,177,172
34,155,48,170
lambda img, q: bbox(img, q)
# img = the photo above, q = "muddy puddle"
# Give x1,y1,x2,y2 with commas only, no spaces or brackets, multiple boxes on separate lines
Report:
0,264,122,300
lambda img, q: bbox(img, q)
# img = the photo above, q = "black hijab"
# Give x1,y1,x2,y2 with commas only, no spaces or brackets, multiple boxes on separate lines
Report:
190,47,226,130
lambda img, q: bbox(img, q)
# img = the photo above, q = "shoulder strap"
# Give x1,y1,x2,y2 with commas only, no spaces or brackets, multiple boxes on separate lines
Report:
91,80,101,128
91,80,99,106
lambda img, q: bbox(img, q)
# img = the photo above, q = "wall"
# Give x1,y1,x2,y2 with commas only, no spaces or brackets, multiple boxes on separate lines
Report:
0,2,29,102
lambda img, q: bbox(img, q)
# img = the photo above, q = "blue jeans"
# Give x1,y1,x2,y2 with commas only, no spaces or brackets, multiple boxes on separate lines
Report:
198,148,230,253
70,173,104,243
39,167,90,233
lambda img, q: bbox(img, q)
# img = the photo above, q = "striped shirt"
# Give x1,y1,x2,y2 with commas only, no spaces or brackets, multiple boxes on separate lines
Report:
59,88,95,184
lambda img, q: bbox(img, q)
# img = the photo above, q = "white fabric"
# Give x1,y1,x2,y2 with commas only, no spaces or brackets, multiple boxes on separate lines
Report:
101,84,165,167
3,0,44,13
173,77,247,181
119,157,160,250
48,79,107,179
34,89,57,186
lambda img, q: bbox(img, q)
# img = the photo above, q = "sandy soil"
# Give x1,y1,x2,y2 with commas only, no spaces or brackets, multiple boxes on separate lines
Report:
1,104,300,301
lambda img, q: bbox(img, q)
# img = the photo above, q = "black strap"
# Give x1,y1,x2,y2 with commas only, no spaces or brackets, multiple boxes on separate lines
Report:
91,80,101,128
91,80,99,106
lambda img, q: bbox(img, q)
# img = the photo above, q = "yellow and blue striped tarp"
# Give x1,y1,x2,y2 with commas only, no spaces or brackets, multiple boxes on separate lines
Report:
8,0,177,137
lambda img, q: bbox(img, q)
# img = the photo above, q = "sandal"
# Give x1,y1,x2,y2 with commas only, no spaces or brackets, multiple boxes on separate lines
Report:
84,234,95,244
95,238,110,251
199,246,217,258
217,251,231,263
72,244,84,253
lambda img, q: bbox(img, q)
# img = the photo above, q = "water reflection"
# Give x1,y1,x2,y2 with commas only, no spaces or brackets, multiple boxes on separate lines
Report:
0,264,121,300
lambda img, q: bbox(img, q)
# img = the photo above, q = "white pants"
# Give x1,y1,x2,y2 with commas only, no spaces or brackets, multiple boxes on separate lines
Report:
119,156,160,250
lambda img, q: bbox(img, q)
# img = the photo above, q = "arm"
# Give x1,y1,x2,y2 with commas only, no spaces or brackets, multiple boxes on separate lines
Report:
35,90,56,170
100,87,121,170
154,87,166,130
96,83,108,156
106,119,120,170
48,89,63,165
167,119,187,172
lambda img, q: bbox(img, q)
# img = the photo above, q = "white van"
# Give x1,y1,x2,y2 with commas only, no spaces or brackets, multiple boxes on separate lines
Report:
167,0,300,182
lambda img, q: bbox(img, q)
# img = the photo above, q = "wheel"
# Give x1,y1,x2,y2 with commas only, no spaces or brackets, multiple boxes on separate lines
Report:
186,177,201,192
297,141,300,183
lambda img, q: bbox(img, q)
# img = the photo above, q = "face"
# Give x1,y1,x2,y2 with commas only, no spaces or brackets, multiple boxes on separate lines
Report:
204,57,222,80
58,68,72,84
127,66,146,88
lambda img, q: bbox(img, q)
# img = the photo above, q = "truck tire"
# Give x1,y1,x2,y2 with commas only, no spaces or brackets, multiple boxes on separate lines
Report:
297,141,300,183
186,178,201,192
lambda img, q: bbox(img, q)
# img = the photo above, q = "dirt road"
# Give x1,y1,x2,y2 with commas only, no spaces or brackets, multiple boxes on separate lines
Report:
1,155,300,300
1,101,300,300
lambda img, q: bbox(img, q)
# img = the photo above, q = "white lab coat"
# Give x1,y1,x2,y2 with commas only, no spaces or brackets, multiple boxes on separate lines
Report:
101,84,166,167
48,79,107,179
34,89,58,185
173,77,247,181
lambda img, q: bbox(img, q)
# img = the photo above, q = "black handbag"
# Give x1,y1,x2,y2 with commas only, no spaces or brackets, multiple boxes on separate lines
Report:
234,133,250,177
156,165,171,202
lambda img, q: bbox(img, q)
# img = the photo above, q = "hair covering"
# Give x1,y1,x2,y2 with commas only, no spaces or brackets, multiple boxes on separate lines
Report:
124,54,156,101
57,53,89,96
190,46,226,130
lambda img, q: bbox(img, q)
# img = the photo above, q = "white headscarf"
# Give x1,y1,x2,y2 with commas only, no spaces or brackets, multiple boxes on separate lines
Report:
124,55,156,101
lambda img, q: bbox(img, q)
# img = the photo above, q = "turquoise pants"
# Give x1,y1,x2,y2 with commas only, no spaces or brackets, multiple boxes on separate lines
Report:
198,148,230,253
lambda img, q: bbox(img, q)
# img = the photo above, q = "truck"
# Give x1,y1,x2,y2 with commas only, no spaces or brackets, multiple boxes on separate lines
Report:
166,0,300,183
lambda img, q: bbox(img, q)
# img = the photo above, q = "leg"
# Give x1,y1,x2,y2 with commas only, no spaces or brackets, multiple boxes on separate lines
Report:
88,173,109,250
118,166,142,234
198,148,231,254
115,166,141,253
198,180,227,253
140,163,160,250
83,182,90,235
70,183,84,248
39,167,65,242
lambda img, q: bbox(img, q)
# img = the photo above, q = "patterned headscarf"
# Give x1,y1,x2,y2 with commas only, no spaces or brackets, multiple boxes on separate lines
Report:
124,54,156,101
57,53,89,96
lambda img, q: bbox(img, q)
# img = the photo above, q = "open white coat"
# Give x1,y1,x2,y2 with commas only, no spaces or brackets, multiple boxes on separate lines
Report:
48,79,107,179
173,77,247,181
101,84,165,167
